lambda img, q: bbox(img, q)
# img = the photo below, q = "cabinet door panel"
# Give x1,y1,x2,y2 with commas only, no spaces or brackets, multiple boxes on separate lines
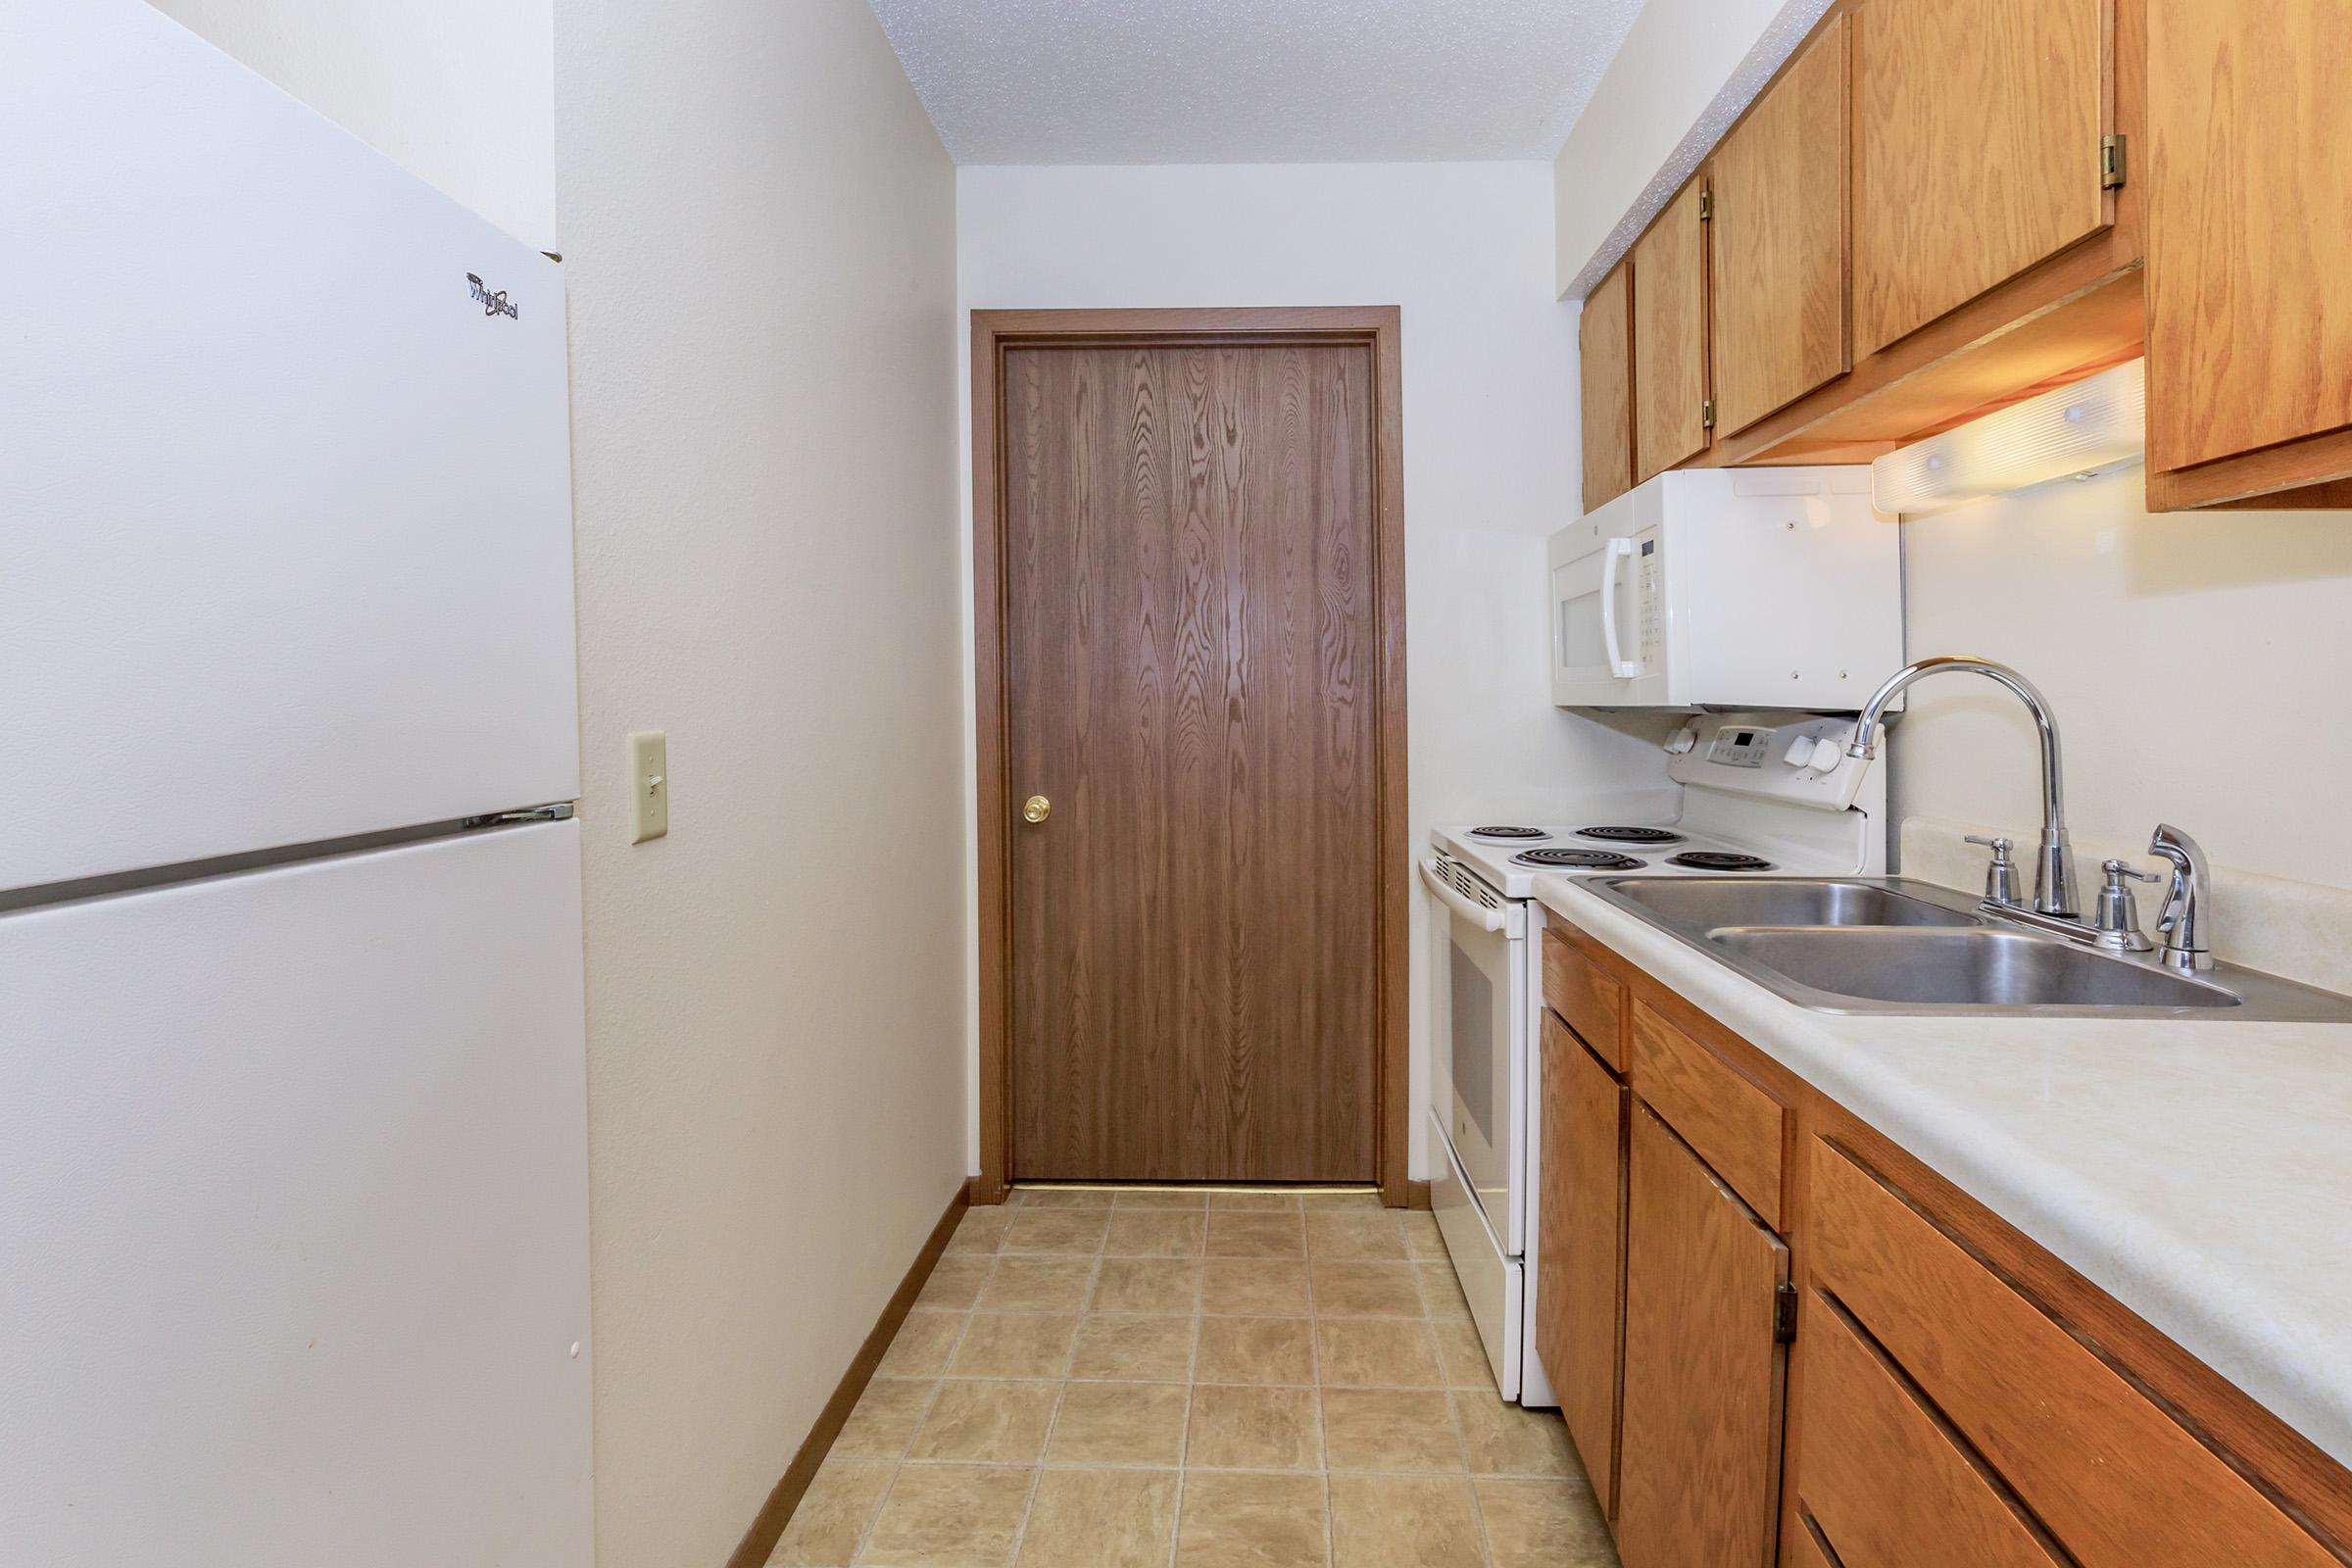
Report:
1632,178,1711,481
1809,1142,2335,1568
1711,16,1849,435
1537,1015,1627,1514
2146,0,2352,472
1853,0,2110,356
1581,262,1638,512
1617,1106,1788,1568
1796,1296,2063,1568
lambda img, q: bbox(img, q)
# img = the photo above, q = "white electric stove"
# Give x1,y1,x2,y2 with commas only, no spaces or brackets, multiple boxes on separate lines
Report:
1420,713,1886,1405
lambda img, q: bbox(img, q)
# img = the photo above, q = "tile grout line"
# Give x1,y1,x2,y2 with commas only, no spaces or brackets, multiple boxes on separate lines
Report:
842,1257,991,1568
1303,1205,1337,1568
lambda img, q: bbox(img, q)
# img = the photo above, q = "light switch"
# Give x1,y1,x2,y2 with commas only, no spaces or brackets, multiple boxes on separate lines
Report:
627,731,668,843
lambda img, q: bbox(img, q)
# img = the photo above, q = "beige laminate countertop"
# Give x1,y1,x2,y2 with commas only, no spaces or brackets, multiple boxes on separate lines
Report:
1534,871,2352,1470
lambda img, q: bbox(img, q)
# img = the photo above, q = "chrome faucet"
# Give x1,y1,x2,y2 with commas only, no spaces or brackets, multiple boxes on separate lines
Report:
1845,657,2081,917
2148,823,2213,971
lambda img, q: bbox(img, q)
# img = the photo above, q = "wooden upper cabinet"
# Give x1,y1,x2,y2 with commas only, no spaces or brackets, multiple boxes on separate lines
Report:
1580,261,1637,513
2145,0,2352,492
1536,1015,1627,1516
1852,0,2113,358
1710,15,1850,436
1631,177,1712,482
1615,1106,1788,1568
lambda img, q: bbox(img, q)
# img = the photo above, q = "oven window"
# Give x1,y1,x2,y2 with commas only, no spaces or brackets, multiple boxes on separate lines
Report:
1448,941,1494,1146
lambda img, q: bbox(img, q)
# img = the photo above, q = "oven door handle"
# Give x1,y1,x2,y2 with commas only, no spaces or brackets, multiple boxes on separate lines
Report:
1419,857,1508,933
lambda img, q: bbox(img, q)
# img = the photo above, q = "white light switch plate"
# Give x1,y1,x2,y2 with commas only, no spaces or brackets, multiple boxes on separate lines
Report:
627,731,667,843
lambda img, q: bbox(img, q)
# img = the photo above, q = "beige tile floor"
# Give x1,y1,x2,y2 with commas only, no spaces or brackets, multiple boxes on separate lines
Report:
770,1186,1621,1568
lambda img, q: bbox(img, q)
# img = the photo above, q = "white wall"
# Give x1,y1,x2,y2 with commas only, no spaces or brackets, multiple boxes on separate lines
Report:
557,2,963,1565
1550,0,1827,298
1896,468,2352,897
957,163,1670,1181
147,0,556,249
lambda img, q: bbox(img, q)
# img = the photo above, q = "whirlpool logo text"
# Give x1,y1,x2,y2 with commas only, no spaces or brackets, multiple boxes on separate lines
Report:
466,272,519,320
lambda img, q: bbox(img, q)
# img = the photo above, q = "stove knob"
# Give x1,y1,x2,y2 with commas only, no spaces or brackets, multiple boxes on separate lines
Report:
1665,723,1699,755
1808,736,1846,772
1782,737,1813,768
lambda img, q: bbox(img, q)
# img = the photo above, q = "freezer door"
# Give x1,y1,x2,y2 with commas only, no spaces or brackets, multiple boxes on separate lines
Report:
0,822,592,1567
0,0,579,893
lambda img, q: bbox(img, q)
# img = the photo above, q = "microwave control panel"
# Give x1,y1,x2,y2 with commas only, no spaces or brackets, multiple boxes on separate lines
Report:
1635,538,1663,668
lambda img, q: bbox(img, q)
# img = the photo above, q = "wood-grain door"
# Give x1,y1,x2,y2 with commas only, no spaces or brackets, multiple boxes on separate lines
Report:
1580,261,1637,512
1536,1012,1628,1516
1632,176,1712,483
1852,0,2113,357
1616,1105,1788,1568
1000,339,1382,1182
1709,15,1849,436
2146,0,2352,476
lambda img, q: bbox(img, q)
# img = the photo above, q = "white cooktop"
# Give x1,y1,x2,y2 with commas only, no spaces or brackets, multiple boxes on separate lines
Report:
1434,821,1812,901
1434,714,1889,899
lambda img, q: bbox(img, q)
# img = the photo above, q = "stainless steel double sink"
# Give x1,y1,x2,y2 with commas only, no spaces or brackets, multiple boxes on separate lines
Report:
1578,875,2352,1021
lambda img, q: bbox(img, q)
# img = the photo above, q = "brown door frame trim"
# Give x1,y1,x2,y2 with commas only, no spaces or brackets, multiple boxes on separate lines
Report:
969,306,1410,1207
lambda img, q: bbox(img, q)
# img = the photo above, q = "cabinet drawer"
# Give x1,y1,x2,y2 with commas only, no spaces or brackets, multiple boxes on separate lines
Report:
1797,1295,2062,1568
1543,924,1626,1070
1630,1003,1787,1229
1809,1142,2335,1568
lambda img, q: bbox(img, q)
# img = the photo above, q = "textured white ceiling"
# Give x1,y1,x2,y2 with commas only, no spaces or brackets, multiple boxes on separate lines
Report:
864,0,1646,165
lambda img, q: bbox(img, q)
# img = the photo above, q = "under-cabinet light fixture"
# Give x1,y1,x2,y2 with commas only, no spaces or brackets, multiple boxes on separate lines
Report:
1871,357,2146,516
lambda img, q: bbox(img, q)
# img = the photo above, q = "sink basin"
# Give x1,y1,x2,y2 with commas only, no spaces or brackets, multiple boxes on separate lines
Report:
1574,874,2352,1020
1709,927,2240,1009
1607,878,1979,930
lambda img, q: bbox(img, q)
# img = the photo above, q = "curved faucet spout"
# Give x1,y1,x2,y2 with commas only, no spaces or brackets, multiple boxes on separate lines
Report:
1844,657,2079,917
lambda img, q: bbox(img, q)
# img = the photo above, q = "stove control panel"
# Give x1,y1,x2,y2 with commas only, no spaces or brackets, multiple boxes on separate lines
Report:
1669,715,1876,812
1705,726,1773,767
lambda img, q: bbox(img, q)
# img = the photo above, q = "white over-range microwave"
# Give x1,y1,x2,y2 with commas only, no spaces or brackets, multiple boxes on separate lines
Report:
1548,468,1904,710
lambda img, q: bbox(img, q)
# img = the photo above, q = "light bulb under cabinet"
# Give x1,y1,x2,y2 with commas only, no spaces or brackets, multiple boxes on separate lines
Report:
1871,358,2146,516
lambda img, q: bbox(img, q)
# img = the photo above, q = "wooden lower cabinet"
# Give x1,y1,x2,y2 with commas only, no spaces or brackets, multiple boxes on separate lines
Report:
1536,1011,1626,1514
1615,1105,1788,1568
1534,909,2352,1568
1804,1143,2336,1568
1793,1294,2062,1568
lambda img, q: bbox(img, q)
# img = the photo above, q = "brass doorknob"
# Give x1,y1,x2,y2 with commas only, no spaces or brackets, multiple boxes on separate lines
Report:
1022,794,1052,824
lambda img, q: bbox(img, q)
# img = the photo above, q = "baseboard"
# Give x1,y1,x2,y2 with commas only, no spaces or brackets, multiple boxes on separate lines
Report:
1406,1178,1432,1211
966,1173,1008,1206
725,1183,969,1568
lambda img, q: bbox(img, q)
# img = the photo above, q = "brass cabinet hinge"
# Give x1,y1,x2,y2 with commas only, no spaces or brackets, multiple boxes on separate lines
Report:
2101,133,2128,190
1701,398,1718,431
1698,186,1714,221
1774,1283,1799,1344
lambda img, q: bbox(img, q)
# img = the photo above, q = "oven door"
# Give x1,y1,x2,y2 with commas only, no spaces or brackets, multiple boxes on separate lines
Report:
1419,855,1526,1255
1548,514,1666,708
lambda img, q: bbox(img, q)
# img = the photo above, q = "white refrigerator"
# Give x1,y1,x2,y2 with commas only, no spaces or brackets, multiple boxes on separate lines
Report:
1,4,594,1564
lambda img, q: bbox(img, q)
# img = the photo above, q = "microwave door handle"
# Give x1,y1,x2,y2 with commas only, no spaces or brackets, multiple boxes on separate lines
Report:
1599,537,1642,678
1418,858,1507,934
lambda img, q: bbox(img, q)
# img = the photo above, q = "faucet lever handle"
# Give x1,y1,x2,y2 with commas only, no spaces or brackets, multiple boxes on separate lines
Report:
1965,835,2021,906
2102,858,2159,884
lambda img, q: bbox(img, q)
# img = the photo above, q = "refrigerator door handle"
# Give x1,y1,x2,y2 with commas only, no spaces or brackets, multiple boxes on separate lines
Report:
465,802,577,829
